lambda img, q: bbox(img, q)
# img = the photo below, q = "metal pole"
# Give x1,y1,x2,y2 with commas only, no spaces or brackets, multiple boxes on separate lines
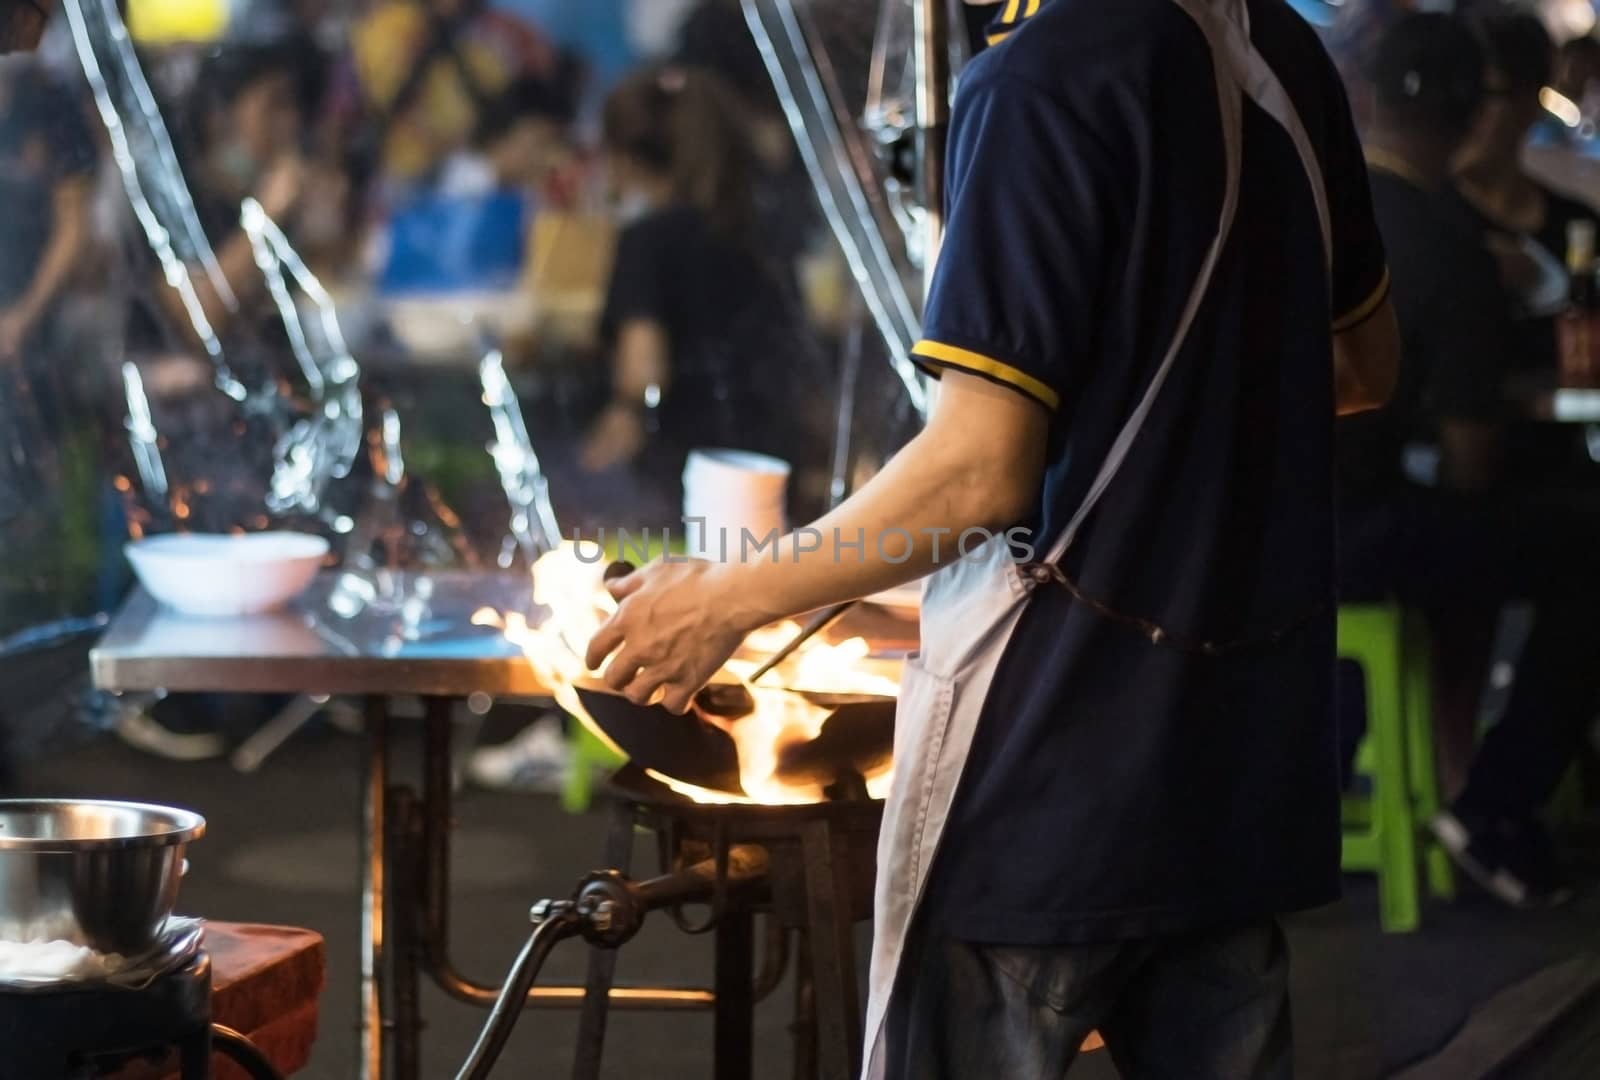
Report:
913,0,952,296
360,697,389,1080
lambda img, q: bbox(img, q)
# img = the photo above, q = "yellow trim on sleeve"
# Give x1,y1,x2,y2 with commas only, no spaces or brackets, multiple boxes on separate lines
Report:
1000,0,1022,22
986,29,1014,45
1331,268,1391,333
913,339,1061,410
1025,0,1042,14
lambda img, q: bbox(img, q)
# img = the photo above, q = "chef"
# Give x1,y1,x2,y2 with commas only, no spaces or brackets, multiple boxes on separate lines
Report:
587,1,1401,1075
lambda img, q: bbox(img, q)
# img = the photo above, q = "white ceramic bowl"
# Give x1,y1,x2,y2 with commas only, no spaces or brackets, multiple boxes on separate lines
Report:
125,533,330,617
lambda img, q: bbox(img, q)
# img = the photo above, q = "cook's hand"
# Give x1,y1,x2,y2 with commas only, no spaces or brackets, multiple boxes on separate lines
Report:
580,403,646,472
585,559,768,713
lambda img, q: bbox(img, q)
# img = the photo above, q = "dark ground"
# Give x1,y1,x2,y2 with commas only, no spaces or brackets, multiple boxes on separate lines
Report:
14,714,1600,1080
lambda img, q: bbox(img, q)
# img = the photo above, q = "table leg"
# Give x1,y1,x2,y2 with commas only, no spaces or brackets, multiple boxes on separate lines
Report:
361,696,390,1080
390,785,423,1080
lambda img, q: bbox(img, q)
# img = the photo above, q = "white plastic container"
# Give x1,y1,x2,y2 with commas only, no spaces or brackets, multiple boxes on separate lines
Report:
125,532,329,616
682,449,791,562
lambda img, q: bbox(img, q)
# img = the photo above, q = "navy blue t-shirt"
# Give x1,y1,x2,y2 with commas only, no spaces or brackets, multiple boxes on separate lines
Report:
916,0,1390,945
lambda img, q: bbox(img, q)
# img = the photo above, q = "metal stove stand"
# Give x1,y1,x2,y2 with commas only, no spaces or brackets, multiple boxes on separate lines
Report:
574,770,883,1080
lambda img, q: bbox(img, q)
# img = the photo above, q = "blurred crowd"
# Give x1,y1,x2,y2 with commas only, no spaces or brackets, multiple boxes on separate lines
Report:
0,0,860,631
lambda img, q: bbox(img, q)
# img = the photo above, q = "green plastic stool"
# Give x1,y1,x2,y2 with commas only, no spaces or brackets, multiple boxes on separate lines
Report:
559,532,683,813
562,721,627,814
1339,603,1455,932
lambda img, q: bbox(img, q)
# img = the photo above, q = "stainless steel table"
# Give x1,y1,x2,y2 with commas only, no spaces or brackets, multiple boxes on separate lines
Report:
92,571,546,699
91,571,918,1080
91,570,630,1080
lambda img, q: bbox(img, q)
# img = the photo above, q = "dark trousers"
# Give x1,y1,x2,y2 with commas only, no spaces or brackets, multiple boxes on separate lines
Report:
885,920,1291,1079
1339,488,1600,821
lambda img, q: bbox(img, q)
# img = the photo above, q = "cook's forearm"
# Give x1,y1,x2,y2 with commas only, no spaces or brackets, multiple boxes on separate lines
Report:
718,420,1037,628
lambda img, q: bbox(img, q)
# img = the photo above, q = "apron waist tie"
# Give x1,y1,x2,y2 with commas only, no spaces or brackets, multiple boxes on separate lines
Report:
1020,561,1331,657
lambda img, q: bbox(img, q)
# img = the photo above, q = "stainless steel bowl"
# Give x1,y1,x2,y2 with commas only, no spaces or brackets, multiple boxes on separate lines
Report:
0,800,205,955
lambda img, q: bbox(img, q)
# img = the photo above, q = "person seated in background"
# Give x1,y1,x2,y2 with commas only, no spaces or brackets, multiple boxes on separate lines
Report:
1448,11,1600,483
1340,12,1600,908
435,58,586,206
1449,11,1599,377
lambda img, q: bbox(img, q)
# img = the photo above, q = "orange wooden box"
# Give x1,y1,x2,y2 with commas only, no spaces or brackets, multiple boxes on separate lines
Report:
113,922,326,1080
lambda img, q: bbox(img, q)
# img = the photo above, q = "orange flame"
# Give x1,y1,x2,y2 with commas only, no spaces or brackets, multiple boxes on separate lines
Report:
479,543,897,804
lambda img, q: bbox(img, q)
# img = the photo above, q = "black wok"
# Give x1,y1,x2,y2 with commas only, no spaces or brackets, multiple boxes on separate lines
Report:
573,685,896,800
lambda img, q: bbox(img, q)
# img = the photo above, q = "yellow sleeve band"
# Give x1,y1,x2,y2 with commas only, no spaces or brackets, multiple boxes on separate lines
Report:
912,339,1061,410
1332,268,1391,333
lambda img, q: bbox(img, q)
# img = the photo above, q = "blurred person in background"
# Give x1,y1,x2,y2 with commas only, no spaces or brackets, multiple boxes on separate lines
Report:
1325,0,1423,131
133,42,328,344
0,59,93,408
1340,12,1600,908
671,0,814,275
1552,33,1600,111
0,55,96,656
1450,11,1598,378
331,0,558,203
578,65,823,498
436,58,586,204
0,0,56,792
1449,10,1600,486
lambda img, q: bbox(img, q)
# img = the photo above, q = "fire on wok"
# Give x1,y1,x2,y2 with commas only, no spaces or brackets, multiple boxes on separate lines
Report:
475,543,902,806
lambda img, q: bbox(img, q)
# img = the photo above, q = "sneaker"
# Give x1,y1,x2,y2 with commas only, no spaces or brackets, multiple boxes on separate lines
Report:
114,708,226,762
466,717,572,793
1431,809,1577,909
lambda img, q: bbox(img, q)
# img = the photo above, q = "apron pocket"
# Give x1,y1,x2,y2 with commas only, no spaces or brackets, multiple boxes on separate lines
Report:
890,655,953,783
890,656,958,891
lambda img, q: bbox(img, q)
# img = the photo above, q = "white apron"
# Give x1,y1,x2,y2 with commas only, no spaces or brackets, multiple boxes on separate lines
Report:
863,3,1337,1075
